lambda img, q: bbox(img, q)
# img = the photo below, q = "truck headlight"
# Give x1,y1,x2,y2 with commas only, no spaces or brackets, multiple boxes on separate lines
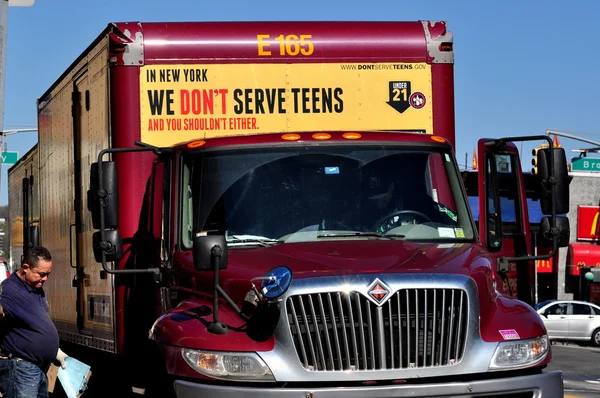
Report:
489,335,549,370
182,348,275,381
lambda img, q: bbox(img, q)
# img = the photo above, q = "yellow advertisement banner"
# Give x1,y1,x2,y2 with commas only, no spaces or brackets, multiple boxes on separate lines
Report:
140,63,432,147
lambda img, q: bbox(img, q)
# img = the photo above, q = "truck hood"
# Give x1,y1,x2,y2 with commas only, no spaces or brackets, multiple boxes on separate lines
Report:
174,240,494,300
229,240,480,277
166,240,546,348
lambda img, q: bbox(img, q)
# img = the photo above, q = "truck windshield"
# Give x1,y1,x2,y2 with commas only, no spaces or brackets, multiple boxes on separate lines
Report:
180,144,475,248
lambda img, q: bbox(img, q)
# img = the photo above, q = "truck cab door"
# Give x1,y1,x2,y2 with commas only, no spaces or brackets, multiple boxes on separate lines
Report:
477,139,534,304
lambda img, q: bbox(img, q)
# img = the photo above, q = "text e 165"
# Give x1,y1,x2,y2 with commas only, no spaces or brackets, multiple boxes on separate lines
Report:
257,34,314,56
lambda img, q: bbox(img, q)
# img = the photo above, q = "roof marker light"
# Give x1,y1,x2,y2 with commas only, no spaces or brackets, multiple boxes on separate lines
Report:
312,133,331,140
281,133,301,141
439,42,453,52
342,132,362,140
431,136,446,143
187,140,206,148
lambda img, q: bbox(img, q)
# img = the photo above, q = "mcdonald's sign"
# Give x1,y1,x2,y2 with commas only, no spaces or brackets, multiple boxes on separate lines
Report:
577,206,600,242
536,258,553,273
567,243,600,276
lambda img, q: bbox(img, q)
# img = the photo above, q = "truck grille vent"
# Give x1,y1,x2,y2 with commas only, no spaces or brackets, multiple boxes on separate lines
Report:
286,289,468,371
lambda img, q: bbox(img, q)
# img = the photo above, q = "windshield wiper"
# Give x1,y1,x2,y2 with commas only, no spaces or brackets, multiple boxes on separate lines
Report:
227,236,284,247
317,232,405,240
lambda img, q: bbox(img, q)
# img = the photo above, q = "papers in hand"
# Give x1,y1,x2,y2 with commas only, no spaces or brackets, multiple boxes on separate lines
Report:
57,357,92,398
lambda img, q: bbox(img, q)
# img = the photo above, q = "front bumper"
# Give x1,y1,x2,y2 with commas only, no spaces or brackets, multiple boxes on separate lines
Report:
174,370,563,398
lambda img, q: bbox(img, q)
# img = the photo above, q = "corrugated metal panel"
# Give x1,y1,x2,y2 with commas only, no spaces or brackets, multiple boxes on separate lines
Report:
7,145,38,271
79,45,113,336
37,34,115,351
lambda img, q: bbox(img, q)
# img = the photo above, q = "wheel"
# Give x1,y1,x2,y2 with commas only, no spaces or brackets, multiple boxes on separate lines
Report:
141,342,176,398
591,328,600,347
374,210,432,234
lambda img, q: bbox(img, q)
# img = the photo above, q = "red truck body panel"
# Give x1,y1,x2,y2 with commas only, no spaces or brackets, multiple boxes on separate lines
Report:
115,21,431,64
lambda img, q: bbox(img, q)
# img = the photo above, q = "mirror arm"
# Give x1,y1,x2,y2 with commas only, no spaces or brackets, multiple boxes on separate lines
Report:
215,285,249,322
207,245,229,335
134,140,172,157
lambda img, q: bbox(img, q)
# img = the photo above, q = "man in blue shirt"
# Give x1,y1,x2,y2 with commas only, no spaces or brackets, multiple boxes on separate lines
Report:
0,246,68,398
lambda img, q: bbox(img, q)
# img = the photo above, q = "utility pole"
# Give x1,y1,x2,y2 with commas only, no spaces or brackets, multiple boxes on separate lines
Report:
0,0,36,200
0,0,8,134
1,0,35,134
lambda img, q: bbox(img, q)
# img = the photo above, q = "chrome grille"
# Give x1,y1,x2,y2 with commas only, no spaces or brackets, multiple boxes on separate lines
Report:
286,289,468,371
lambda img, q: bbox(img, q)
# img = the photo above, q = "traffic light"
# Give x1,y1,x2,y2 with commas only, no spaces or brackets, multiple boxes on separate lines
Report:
532,147,541,175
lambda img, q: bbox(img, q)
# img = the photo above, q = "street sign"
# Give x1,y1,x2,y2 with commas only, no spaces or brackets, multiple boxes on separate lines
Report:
572,157,600,172
1,151,18,165
8,0,35,6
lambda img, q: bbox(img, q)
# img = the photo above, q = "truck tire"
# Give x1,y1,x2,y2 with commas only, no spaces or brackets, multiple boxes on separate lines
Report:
141,342,176,398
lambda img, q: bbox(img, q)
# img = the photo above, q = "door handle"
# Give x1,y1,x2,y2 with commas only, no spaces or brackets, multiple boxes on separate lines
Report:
69,223,77,269
560,316,567,319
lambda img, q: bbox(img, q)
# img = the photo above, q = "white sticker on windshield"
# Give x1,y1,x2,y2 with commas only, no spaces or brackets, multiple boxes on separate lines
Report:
444,153,450,162
438,227,455,238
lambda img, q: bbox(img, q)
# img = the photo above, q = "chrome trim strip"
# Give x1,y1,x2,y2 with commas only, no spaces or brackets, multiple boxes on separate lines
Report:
375,305,385,370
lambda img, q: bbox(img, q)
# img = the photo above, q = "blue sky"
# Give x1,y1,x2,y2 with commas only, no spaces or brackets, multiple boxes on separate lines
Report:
2,0,600,205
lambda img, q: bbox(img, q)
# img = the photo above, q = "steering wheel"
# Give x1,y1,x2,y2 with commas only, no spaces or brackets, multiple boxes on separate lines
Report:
374,210,433,234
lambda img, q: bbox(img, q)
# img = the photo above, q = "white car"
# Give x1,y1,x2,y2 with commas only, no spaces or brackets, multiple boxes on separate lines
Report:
536,299,600,346
0,258,9,283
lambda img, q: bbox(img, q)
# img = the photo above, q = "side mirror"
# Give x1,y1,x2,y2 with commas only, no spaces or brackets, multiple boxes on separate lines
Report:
28,225,40,248
88,161,119,229
193,234,228,271
539,216,570,248
536,148,569,215
92,230,123,263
